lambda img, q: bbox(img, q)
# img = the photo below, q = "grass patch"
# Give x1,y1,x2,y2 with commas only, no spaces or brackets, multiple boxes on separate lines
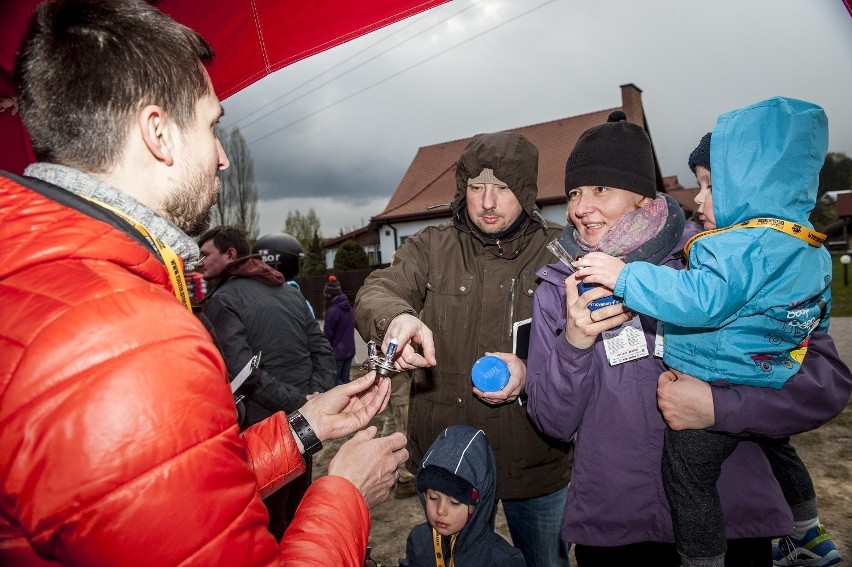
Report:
830,252,852,316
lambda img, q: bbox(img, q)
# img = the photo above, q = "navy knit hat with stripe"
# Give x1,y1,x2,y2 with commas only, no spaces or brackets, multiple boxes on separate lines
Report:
415,466,479,505
688,132,712,174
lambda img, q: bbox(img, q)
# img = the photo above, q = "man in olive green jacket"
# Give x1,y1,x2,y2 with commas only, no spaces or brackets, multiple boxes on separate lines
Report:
355,132,572,567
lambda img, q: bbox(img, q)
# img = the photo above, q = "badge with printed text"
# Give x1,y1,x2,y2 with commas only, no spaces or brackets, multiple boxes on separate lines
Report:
603,316,649,366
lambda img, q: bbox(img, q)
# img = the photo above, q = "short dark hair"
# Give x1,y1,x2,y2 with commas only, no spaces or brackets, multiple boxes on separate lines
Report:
14,0,215,172
198,226,251,257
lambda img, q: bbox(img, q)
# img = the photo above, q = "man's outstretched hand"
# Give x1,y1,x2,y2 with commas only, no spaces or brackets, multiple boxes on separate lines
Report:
299,372,391,443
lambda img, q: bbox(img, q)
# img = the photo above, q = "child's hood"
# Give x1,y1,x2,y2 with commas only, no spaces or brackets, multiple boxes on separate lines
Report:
417,424,497,550
711,96,827,229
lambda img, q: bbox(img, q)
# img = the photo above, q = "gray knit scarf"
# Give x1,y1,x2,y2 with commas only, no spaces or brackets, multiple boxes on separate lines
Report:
24,163,200,268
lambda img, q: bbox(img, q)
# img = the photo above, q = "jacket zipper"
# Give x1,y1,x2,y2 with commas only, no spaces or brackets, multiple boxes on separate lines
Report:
508,277,516,338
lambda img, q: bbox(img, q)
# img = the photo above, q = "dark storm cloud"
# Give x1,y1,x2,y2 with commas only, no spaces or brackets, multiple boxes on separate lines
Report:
220,0,852,236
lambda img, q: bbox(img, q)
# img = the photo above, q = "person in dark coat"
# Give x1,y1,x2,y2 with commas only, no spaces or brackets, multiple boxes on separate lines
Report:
355,132,572,566
400,425,525,567
197,225,336,540
323,275,356,385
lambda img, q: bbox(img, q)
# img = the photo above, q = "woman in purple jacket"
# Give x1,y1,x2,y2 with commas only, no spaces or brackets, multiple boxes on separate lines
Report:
524,112,852,566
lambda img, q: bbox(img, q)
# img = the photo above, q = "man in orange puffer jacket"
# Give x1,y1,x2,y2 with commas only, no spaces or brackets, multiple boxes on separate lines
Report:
0,1,407,565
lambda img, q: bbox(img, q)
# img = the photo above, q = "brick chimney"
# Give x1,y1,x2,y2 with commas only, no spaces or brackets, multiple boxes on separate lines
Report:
620,83,665,193
620,83,645,128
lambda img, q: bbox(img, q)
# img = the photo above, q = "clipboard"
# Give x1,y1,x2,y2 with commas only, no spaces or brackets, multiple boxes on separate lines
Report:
231,351,261,394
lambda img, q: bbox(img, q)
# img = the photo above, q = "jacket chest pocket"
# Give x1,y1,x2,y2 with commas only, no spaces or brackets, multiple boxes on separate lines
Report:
515,270,539,322
425,272,474,335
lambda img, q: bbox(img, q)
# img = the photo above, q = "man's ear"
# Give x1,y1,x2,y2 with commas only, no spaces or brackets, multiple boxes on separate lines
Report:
226,247,239,261
138,105,175,166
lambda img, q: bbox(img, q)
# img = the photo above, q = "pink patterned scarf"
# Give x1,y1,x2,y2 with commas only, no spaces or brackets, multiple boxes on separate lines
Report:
574,195,669,258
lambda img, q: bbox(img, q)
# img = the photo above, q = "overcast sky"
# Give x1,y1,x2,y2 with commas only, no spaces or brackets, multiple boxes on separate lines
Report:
219,0,852,238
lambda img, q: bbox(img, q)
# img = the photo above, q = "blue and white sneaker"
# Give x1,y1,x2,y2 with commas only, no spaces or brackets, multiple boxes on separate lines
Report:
772,524,841,566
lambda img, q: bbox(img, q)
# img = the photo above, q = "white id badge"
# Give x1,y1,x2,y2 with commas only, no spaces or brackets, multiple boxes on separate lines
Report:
654,321,665,358
602,316,649,366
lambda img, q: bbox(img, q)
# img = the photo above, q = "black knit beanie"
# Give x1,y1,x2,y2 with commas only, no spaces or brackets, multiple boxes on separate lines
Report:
688,132,712,174
564,110,656,199
415,466,479,505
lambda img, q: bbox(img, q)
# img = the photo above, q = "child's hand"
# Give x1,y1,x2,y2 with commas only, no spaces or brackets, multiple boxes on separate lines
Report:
573,252,625,290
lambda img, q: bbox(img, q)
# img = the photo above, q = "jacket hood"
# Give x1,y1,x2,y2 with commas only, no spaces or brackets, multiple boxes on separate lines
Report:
223,254,285,286
416,425,497,552
711,96,827,228
330,293,351,310
452,132,541,220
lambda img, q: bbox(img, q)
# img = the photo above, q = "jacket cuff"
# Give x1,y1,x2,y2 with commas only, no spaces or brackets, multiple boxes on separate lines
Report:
374,309,418,341
243,411,307,498
555,325,595,362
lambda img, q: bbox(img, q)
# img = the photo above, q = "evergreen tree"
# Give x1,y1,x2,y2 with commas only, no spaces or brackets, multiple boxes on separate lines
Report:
334,239,370,272
301,229,327,276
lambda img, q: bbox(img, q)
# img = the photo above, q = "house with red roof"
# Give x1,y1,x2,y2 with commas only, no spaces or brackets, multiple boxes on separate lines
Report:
324,83,694,267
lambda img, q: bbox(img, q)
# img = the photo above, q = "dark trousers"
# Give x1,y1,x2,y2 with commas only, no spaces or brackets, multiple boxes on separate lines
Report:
265,456,313,541
662,427,815,559
335,357,353,385
575,538,771,567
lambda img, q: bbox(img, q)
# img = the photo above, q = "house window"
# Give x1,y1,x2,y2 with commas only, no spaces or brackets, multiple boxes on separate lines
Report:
364,244,380,266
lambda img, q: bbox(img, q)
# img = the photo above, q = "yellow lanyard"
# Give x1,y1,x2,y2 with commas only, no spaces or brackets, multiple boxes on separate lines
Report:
684,217,826,260
432,529,457,567
78,195,192,312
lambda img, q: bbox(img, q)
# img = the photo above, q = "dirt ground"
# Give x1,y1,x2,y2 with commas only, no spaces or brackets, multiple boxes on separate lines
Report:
313,360,852,566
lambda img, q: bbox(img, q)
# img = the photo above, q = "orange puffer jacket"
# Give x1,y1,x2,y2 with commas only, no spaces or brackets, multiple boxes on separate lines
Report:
0,173,369,566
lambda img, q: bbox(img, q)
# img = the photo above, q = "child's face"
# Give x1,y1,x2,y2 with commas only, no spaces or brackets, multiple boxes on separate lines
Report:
424,489,472,536
693,165,716,230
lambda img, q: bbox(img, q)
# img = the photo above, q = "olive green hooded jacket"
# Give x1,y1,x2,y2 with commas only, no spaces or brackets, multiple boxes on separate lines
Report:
355,132,571,499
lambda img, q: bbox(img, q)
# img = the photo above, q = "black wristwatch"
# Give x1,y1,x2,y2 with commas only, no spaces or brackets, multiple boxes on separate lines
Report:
288,411,323,457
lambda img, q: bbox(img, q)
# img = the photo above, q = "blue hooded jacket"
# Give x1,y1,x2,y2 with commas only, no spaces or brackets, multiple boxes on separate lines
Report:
399,425,524,567
615,96,832,387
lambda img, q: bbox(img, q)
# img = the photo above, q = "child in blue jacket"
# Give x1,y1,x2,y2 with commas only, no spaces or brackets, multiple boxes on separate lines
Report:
399,425,525,567
574,97,839,567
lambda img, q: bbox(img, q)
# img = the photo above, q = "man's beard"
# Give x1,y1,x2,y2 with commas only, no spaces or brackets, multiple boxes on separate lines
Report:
163,168,218,237
466,206,528,241
472,211,504,235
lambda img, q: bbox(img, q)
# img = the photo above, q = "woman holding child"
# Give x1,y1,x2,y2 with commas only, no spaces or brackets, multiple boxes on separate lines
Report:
525,110,852,566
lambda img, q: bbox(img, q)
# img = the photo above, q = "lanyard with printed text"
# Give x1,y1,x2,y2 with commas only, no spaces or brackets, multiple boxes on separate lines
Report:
432,529,456,567
683,217,826,261
78,195,192,312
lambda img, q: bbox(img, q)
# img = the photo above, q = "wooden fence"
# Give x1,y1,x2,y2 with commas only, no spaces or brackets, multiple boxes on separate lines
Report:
295,267,386,319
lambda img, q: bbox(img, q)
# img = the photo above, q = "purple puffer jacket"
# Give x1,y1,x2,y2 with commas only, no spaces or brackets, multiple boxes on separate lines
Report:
324,293,356,360
526,229,852,547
